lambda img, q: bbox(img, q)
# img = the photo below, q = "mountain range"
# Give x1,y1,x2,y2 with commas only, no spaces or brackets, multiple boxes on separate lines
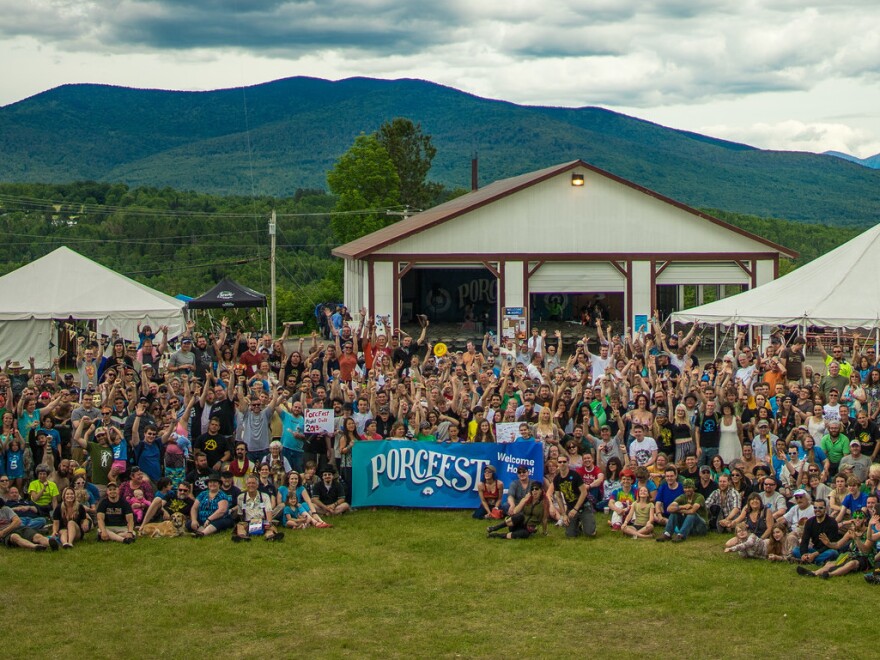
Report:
1,76,878,226
824,150,880,169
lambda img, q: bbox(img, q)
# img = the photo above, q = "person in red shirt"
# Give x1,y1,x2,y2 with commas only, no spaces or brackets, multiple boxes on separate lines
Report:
576,451,604,503
238,337,263,377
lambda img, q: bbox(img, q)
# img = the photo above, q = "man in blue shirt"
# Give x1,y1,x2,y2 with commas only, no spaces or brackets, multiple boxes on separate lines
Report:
654,465,683,526
279,399,306,472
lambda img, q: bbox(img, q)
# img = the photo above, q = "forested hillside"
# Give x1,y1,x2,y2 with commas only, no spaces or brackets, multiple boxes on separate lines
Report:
2,77,879,225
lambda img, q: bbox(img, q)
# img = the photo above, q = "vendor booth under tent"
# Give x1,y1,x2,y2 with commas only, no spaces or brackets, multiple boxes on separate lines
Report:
671,223,880,331
186,277,269,330
0,246,186,368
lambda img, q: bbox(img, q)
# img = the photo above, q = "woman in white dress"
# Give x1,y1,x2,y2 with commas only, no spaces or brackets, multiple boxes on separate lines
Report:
718,401,743,464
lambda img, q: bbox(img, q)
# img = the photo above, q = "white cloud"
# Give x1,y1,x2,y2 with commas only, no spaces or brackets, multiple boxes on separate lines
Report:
1,0,879,157
701,120,880,158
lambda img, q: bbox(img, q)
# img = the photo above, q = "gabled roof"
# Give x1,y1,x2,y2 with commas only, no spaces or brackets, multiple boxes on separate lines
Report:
332,159,798,260
0,246,185,320
671,222,880,328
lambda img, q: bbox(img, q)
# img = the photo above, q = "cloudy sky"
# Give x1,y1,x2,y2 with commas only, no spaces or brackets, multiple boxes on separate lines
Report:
3,0,879,157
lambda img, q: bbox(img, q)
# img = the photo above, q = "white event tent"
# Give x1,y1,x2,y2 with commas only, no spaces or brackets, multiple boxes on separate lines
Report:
671,223,880,330
0,246,186,367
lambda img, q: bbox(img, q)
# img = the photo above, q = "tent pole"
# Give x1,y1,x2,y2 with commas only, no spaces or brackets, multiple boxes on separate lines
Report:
714,325,718,359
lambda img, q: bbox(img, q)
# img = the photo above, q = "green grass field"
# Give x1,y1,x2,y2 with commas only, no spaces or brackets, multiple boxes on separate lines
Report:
0,510,872,658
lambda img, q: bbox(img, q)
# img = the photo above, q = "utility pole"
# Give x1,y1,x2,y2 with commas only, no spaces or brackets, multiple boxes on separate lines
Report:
269,209,276,334
386,206,418,221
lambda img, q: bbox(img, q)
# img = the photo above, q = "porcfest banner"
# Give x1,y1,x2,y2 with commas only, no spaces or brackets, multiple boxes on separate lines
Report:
352,441,544,508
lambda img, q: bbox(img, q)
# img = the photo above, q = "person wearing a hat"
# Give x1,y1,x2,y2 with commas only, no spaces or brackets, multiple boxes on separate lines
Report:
27,464,59,515
488,481,548,539
167,335,196,375
96,482,136,543
656,478,708,543
784,489,815,540
188,472,232,536
312,465,349,517
751,419,776,464
696,465,718,500
839,439,872,483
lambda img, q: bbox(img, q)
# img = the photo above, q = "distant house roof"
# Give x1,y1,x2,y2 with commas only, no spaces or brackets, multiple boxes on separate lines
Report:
332,159,798,260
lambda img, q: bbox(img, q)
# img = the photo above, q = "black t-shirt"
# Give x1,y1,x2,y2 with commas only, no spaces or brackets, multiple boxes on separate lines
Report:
375,414,396,438
698,413,721,449
162,493,195,517
850,421,880,457
97,497,133,527
191,347,213,381
220,485,242,504
696,479,718,500
208,399,236,437
52,504,88,525
553,470,585,510
193,433,230,467
655,421,674,457
187,468,212,496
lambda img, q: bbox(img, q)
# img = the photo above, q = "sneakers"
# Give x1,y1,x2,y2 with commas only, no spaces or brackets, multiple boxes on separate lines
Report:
48,537,60,551
122,536,136,545
555,519,565,527
671,534,684,543
796,565,815,577
656,534,671,543
265,532,285,542
231,535,242,543
62,543,73,550
316,521,333,528
34,545,47,552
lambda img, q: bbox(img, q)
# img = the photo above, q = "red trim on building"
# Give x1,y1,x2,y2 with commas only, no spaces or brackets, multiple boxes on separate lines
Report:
366,251,783,263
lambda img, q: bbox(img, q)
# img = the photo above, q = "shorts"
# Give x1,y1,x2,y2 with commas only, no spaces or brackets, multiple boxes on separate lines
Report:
8,526,39,544
111,460,127,472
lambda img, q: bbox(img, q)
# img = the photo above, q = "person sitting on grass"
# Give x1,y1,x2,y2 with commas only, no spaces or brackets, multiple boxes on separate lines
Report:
607,469,637,530
792,498,840,565
548,454,595,538
621,485,655,539
188,473,232,537
796,512,873,579
473,465,504,519
281,471,330,529
51,486,89,549
654,465,683,526
724,522,795,561
312,466,350,517
656,478,708,543
232,474,284,542
487,481,548,539
0,497,54,551
96,482,136,544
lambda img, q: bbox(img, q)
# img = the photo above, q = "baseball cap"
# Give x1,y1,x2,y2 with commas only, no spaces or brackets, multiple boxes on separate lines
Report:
793,489,807,497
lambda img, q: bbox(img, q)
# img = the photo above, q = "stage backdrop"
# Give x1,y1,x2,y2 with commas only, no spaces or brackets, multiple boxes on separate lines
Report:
352,441,544,508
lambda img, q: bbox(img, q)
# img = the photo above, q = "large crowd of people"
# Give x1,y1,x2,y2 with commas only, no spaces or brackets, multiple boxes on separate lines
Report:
2,308,880,583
